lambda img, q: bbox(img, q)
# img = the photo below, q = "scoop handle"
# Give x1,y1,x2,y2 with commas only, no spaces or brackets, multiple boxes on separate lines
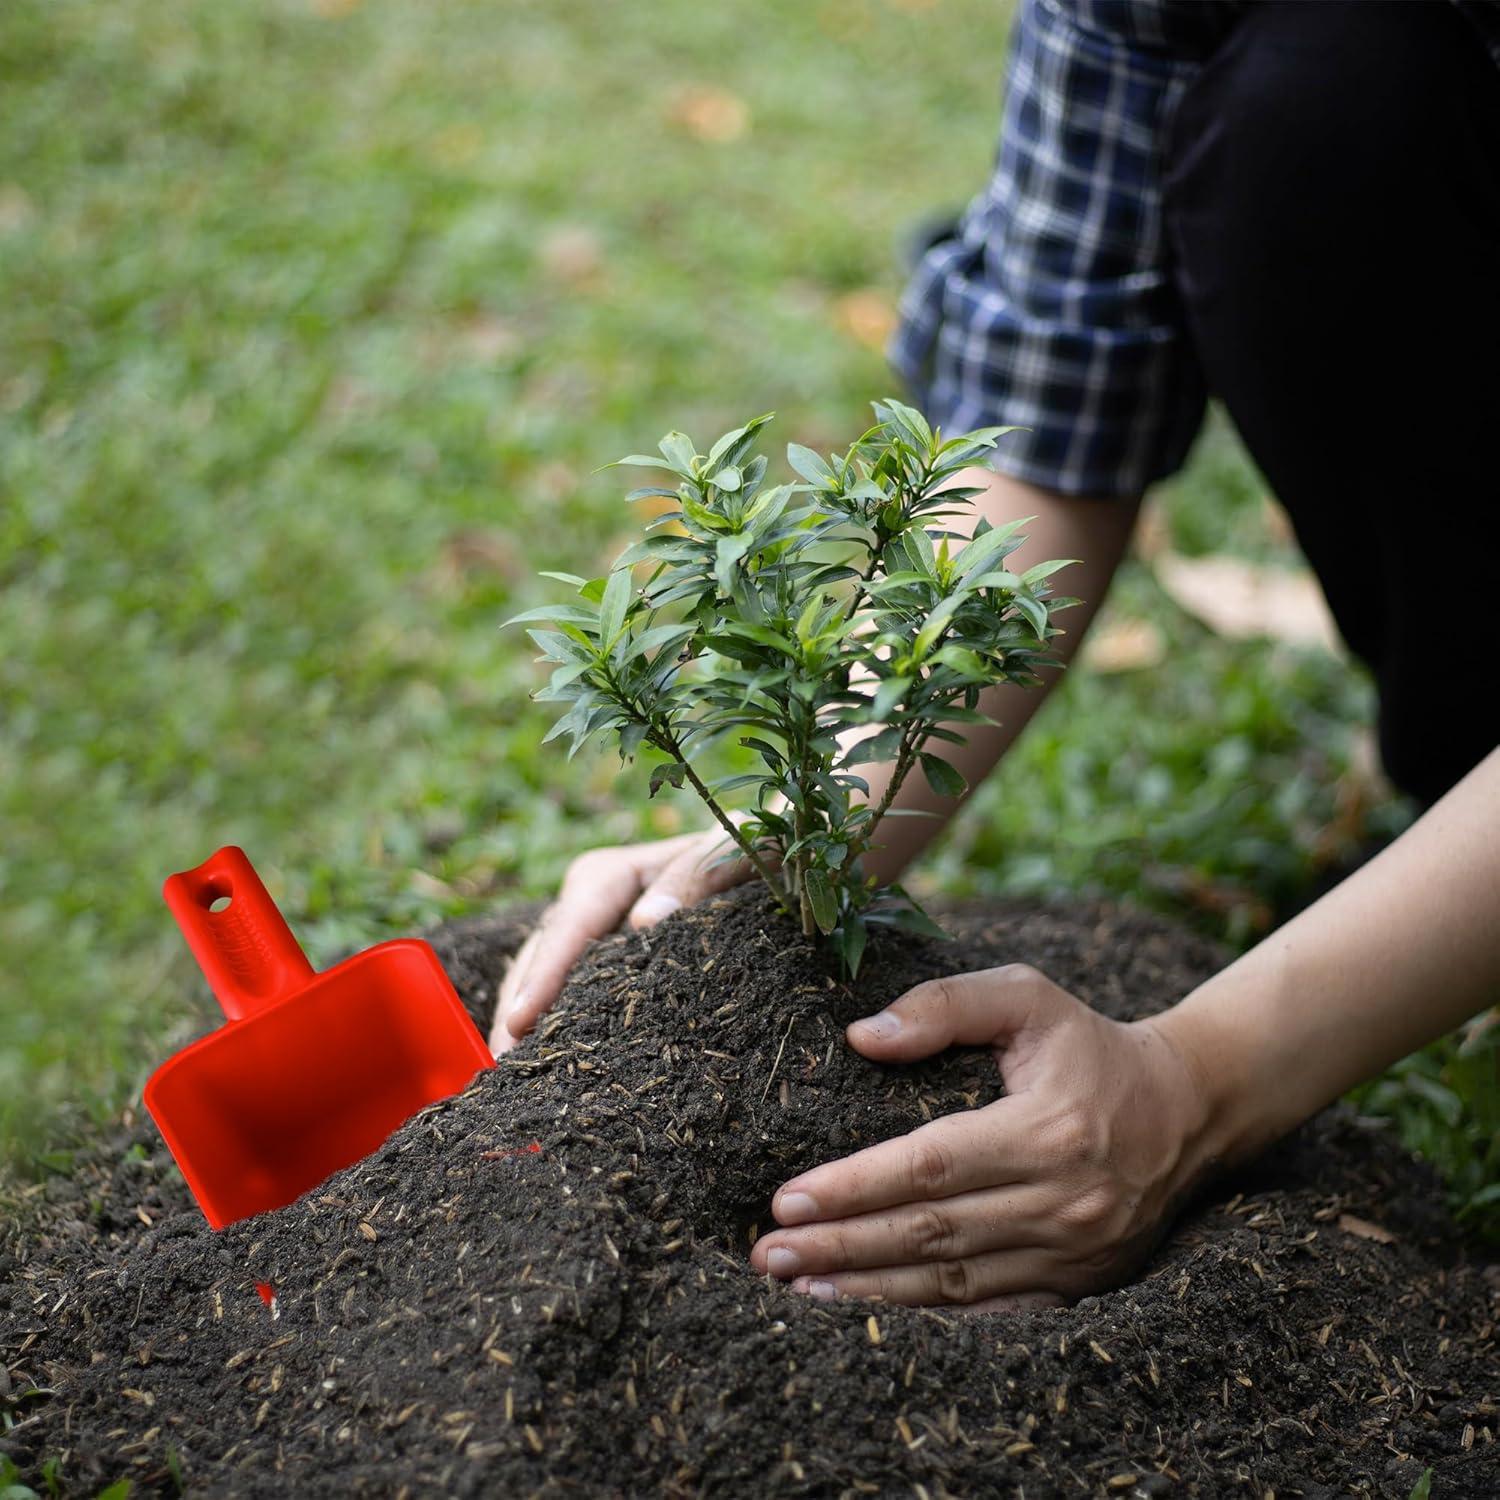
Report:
163,846,317,1022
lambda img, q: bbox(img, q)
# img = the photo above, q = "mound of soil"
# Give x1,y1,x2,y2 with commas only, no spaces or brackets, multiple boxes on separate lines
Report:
3,890,1497,1498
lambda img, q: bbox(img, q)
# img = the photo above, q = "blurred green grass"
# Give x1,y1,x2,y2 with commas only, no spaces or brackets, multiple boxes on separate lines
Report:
1,0,1490,1232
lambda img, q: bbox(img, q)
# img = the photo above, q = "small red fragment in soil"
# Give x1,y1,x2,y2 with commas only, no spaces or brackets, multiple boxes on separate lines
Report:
480,1141,543,1162
255,1283,276,1306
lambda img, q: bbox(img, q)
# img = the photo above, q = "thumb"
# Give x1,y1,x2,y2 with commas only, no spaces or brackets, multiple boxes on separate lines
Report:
847,964,1072,1062
627,830,751,928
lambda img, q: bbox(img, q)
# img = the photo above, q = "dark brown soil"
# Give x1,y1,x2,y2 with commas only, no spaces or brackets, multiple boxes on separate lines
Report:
3,889,1497,1498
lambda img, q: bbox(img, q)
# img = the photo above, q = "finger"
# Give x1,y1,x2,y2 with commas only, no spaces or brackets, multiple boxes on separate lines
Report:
491,927,544,1052
491,831,726,1051
628,832,749,929
789,1248,1061,1308
772,1103,1035,1225
751,1184,1053,1279
963,1291,1065,1315
846,965,1071,1063
490,851,648,1051
498,910,621,1044
496,926,542,1014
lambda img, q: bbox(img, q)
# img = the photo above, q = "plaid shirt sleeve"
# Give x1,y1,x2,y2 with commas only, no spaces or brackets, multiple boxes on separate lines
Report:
889,0,1220,498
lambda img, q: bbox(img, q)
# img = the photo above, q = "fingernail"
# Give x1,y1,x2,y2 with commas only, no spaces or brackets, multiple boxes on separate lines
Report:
631,892,681,925
766,1247,800,1277
776,1191,819,1224
798,1279,837,1302
853,1009,902,1040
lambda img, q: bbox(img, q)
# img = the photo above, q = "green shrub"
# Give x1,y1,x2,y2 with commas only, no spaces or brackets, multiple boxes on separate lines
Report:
512,399,1073,973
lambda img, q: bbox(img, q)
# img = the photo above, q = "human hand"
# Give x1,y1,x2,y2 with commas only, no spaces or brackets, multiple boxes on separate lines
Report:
748,966,1217,1308
489,828,750,1053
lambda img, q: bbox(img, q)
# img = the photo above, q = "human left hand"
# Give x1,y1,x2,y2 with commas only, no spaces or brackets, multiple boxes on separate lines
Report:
748,965,1217,1309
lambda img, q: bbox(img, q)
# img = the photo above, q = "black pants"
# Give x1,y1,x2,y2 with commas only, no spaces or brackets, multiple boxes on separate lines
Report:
1164,1,1500,808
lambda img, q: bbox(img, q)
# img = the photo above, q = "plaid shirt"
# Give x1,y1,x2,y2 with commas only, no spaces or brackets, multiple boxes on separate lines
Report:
890,0,1500,499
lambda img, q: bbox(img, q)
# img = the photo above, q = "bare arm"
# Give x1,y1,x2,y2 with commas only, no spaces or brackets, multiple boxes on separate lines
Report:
1160,745,1500,1166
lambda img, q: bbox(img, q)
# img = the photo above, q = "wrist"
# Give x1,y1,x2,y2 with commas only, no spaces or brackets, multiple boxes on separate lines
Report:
1143,989,1274,1190
1148,947,1328,1186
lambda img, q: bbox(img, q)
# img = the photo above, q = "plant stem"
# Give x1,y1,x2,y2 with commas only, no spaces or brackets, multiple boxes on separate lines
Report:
843,527,893,626
792,712,816,937
594,663,793,919
858,582,965,851
648,723,793,920
861,723,921,850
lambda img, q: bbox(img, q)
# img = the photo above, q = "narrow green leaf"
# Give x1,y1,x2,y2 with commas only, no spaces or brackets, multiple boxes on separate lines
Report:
786,443,836,487
840,914,868,979
919,753,967,798
715,620,796,654
871,675,908,723
935,424,1017,457
649,761,688,798
1021,558,1076,586
540,699,591,746
615,535,696,568
504,603,598,628
680,490,727,532
740,735,787,768
804,868,838,934
1014,591,1049,639
929,644,988,678
544,661,592,692
603,454,673,471
873,396,932,449
956,518,1027,578
794,591,825,644
908,525,936,577
914,595,963,656
847,477,889,506
745,482,793,532
715,533,753,594
658,431,697,475
964,569,1023,592
599,567,632,642
869,891,948,940
619,720,649,761
708,412,774,468
707,771,771,795
632,622,698,658
525,628,589,663
707,424,750,466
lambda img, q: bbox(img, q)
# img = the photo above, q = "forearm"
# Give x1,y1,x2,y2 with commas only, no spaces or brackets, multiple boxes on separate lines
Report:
1157,748,1500,1166
860,468,1139,882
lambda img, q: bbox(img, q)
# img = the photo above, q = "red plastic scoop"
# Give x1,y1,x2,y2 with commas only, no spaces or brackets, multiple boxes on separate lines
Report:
145,846,493,1229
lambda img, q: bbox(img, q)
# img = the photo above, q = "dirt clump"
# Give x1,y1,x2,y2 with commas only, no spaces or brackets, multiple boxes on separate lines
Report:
3,888,1497,1497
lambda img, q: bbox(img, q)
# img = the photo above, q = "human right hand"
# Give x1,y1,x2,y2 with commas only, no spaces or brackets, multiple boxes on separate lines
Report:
489,828,750,1053
748,965,1216,1307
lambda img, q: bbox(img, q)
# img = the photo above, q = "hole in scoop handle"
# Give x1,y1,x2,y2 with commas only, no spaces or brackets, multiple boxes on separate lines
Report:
163,846,317,1022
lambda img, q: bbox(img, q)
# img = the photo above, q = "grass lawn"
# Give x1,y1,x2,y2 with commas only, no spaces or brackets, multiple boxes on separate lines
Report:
2,0,1492,1232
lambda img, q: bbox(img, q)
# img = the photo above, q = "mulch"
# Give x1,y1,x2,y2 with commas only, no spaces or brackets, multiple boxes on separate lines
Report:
3,887,1496,1497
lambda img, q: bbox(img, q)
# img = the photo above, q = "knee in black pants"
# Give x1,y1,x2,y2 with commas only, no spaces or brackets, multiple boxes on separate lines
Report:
1164,2,1500,806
